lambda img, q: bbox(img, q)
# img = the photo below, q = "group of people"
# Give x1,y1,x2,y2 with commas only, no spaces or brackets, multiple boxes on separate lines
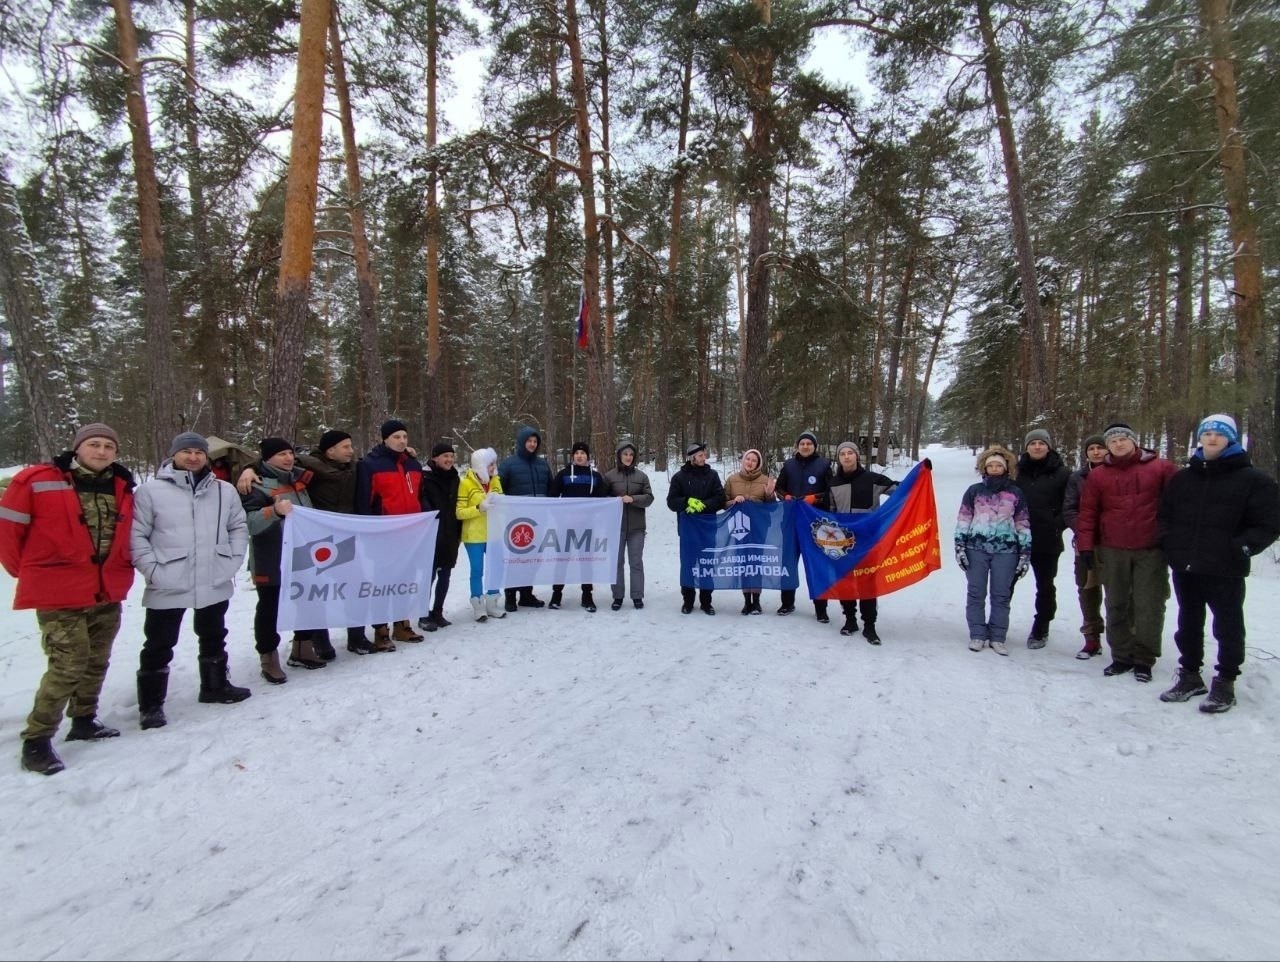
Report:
4,412,1276,777
955,416,1278,716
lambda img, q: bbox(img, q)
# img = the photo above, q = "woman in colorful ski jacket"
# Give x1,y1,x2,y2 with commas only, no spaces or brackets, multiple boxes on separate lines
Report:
954,444,1031,655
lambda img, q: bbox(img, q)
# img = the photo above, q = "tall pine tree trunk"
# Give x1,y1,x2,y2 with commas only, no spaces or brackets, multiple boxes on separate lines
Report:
183,0,225,434
1200,0,1272,472
975,0,1051,424
564,0,615,460
266,0,329,439
421,0,443,445
112,0,179,466
658,7,697,469
330,7,388,448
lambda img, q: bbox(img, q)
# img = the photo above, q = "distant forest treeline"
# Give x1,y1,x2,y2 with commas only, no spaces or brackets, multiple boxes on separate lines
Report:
0,0,1274,475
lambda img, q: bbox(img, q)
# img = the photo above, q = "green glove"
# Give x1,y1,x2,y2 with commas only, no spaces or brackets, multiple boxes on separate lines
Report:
686,497,705,513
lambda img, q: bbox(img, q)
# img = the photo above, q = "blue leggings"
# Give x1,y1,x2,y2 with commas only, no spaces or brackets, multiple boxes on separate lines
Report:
465,543,498,597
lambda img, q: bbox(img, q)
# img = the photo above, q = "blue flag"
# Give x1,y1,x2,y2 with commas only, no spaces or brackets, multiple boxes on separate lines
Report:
678,501,799,590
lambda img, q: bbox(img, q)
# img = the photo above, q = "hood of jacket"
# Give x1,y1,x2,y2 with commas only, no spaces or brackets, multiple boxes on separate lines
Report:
515,426,542,461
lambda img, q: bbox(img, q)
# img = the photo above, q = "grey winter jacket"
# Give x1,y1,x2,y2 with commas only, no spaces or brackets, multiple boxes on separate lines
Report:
603,444,654,534
131,462,249,609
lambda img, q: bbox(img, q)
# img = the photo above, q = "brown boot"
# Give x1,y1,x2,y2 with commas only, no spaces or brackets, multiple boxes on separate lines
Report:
391,619,424,642
259,651,288,685
372,625,396,653
287,634,327,670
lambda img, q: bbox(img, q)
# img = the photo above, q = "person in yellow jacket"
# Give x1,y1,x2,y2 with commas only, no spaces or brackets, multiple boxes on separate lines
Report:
457,447,504,622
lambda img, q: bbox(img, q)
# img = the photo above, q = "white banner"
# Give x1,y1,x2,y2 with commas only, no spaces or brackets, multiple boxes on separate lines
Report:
278,505,439,631
485,496,622,588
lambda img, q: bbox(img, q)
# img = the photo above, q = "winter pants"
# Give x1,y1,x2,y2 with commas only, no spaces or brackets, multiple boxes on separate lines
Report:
840,598,878,625
1073,550,1104,639
1028,551,1061,632
612,529,646,601
22,602,121,740
139,601,230,672
964,549,1017,643
1096,546,1169,668
430,567,453,613
465,543,497,597
1171,570,1247,680
253,586,315,654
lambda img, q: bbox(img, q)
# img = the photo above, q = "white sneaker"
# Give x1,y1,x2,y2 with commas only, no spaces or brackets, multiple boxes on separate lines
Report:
969,638,986,652
991,640,1009,656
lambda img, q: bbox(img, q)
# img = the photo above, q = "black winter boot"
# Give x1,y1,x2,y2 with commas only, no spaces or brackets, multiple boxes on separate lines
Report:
815,601,830,624
1159,668,1207,703
312,630,337,661
839,616,858,636
1199,676,1236,714
346,629,376,654
429,607,451,628
21,737,65,775
65,716,121,741
137,668,170,730
548,587,564,610
863,622,881,645
504,588,519,613
582,587,596,613
198,656,251,704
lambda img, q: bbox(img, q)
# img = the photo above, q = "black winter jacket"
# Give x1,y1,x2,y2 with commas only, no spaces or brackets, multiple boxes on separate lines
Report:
828,465,897,513
1014,450,1069,554
776,453,832,507
1157,450,1279,577
667,463,726,515
420,461,462,569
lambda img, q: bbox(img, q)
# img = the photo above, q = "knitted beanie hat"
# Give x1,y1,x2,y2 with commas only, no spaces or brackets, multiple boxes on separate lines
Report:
259,437,294,461
71,423,119,452
167,432,209,458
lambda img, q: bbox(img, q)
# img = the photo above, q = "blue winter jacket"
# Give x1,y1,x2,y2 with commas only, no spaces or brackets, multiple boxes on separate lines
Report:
498,426,552,496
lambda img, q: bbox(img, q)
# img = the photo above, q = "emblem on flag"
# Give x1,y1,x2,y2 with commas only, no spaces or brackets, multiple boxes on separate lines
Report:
292,535,357,572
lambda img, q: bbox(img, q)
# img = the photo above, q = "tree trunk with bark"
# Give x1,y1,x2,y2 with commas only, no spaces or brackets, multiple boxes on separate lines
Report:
330,7,389,448
183,0,226,434
112,0,180,466
564,0,616,460
1200,0,1272,472
421,0,443,445
265,0,330,439
975,0,1052,425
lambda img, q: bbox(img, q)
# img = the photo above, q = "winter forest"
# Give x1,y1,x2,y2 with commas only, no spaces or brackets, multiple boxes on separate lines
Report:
0,0,1275,476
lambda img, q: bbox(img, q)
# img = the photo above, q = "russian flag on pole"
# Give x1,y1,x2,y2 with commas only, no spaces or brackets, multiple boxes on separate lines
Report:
793,460,941,600
575,287,590,349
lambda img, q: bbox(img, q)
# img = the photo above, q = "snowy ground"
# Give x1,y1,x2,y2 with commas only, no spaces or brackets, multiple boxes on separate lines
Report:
2,443,1278,961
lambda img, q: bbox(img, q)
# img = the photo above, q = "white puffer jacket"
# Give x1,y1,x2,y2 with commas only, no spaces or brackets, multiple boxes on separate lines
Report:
131,461,249,609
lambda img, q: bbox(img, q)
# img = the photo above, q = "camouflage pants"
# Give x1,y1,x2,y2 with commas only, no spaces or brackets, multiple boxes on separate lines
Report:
21,603,122,740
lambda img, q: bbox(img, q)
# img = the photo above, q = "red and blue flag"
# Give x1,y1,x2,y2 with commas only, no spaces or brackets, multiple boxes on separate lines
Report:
793,460,941,599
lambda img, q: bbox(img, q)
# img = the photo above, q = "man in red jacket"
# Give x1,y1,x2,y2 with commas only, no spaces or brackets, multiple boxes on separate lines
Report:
1075,422,1178,683
0,424,135,775
356,419,427,643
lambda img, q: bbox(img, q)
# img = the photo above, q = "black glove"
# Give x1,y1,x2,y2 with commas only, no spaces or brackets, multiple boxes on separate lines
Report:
1080,550,1094,570
955,545,969,571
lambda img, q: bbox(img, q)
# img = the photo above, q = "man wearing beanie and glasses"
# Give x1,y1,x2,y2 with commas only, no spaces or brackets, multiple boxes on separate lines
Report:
1013,428,1070,649
1157,414,1279,712
2,423,135,775
132,432,251,729
356,419,428,644
1075,422,1177,683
